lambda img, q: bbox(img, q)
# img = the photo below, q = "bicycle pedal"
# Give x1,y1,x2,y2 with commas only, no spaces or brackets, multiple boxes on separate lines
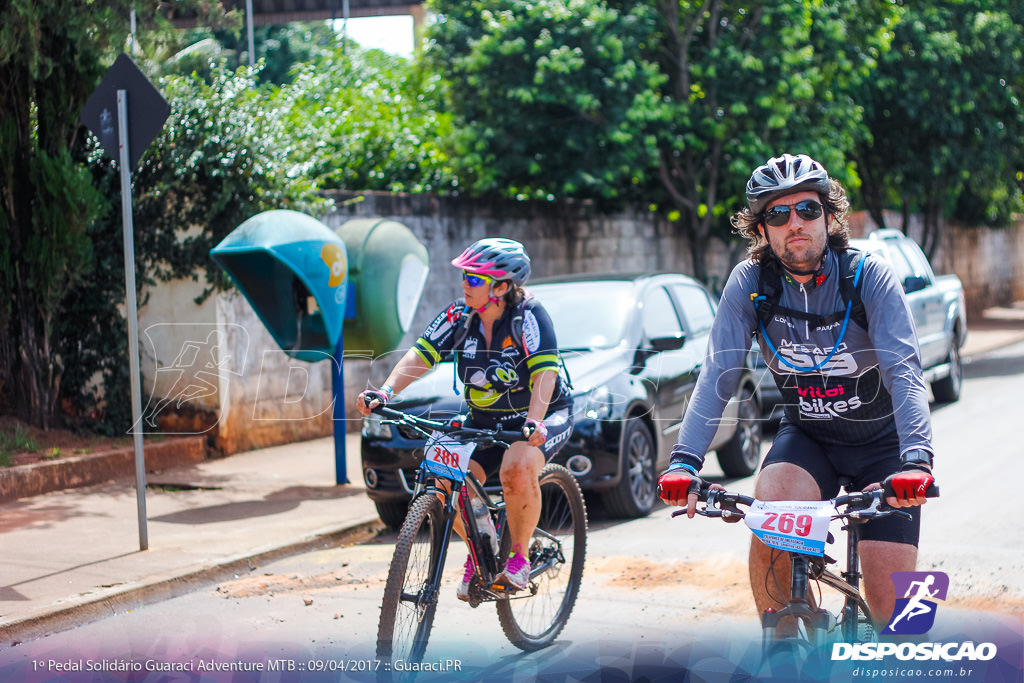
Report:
489,580,522,594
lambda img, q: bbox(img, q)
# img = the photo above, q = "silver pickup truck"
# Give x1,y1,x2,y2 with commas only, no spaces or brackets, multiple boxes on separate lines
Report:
757,229,968,413
852,229,967,403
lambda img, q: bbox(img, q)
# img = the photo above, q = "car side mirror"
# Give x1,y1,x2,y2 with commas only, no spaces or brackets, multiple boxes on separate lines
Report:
903,275,929,294
650,333,686,352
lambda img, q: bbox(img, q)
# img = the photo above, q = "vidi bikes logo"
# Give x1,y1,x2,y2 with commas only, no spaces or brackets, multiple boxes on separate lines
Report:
832,571,998,662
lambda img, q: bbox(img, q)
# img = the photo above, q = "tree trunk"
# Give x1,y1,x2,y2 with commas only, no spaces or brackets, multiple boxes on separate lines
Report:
854,150,889,231
688,225,709,285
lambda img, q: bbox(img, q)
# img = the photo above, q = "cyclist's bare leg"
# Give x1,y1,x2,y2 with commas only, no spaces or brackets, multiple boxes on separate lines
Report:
859,540,917,629
749,462,821,637
499,441,546,558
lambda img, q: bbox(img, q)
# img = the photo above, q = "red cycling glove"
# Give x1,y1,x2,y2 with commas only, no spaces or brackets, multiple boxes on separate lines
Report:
658,464,705,501
883,471,934,501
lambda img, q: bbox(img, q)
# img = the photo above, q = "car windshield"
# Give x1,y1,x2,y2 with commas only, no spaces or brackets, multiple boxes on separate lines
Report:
530,281,635,350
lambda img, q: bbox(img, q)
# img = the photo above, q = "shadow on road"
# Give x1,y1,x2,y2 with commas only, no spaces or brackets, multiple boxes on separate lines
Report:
962,348,1024,380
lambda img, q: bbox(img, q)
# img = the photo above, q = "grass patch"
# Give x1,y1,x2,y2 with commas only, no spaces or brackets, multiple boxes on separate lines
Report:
0,422,40,467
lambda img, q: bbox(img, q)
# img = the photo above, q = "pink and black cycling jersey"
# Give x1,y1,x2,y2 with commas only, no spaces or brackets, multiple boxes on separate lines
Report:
412,298,572,419
670,248,934,473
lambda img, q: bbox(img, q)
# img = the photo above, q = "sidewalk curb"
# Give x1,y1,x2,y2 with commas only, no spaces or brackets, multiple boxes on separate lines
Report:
0,517,383,648
0,436,208,503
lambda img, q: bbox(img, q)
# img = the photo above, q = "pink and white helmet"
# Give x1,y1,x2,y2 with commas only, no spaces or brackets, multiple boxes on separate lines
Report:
450,238,531,286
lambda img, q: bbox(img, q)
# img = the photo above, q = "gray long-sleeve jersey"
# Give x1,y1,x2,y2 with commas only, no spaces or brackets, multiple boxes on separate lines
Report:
670,248,934,473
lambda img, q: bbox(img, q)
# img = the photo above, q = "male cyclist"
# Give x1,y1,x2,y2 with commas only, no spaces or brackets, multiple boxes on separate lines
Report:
357,238,573,597
659,154,937,632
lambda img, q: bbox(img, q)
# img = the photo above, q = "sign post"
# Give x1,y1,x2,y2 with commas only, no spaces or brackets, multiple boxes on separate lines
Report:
81,54,170,551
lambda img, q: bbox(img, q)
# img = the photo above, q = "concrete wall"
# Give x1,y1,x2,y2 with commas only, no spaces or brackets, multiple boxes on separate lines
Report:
137,268,336,454
138,191,1024,454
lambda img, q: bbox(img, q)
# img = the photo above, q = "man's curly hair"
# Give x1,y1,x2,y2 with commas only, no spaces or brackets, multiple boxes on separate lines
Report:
731,178,852,269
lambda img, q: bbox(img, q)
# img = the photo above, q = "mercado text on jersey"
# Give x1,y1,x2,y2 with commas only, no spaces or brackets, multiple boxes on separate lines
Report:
413,298,572,416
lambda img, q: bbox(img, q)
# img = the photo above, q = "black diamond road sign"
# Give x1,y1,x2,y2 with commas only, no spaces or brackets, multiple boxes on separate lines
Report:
81,53,170,170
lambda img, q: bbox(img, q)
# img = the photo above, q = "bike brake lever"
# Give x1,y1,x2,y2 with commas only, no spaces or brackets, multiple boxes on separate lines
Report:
671,507,720,518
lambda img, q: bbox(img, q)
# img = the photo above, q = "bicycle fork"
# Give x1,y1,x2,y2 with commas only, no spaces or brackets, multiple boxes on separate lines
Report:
761,554,832,650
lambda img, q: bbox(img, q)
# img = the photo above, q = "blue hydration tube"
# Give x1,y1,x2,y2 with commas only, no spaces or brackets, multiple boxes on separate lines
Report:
756,255,866,373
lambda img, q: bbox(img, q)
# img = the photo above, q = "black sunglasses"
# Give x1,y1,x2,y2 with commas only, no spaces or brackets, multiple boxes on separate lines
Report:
763,200,824,227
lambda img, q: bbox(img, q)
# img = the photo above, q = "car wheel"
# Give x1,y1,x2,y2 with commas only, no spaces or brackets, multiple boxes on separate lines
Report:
931,336,962,403
716,385,763,477
375,500,410,529
602,418,657,519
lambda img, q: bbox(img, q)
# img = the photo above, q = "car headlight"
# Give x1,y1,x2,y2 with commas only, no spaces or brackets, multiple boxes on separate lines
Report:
362,414,394,439
577,386,614,421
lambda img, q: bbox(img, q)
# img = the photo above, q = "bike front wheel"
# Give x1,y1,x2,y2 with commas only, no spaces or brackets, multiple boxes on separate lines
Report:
377,494,447,669
496,463,587,651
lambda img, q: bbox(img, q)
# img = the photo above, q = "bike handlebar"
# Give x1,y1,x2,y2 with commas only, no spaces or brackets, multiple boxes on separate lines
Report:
371,405,527,447
671,482,939,522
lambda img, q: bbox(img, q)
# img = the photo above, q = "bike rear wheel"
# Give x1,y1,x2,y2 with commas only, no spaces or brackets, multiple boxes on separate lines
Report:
496,463,587,651
377,494,447,669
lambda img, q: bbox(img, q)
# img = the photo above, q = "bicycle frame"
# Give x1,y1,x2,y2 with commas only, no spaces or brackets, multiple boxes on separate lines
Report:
375,404,588,665
410,467,510,601
761,522,871,648
811,517,874,642
677,487,915,650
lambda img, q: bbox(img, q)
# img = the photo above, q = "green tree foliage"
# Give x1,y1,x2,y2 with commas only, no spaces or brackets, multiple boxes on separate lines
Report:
852,0,1024,258
283,46,457,193
0,0,129,428
650,0,898,281
424,0,664,201
424,0,898,281
62,64,330,433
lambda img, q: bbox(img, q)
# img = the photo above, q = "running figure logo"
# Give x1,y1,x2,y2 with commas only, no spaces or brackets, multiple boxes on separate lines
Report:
883,571,949,635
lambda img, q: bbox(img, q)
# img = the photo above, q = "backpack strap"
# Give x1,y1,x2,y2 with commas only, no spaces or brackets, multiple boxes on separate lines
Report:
836,248,869,331
450,306,473,352
752,250,869,331
753,249,868,374
512,296,575,391
446,303,474,395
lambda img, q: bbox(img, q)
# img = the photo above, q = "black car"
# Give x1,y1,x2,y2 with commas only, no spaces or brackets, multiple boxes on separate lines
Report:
361,273,763,526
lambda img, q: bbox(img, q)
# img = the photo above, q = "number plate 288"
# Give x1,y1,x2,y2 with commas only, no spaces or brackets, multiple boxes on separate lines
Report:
421,431,477,482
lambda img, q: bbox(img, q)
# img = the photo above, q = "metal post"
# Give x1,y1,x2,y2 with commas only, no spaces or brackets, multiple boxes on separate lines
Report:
332,329,349,485
129,7,138,54
341,0,350,52
117,89,149,551
245,0,256,66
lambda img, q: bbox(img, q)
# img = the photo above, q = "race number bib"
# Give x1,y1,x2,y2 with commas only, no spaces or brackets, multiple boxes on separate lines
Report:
743,500,834,556
422,431,477,482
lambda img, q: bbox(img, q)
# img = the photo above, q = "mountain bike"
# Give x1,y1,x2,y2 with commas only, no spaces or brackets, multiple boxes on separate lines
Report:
372,405,587,677
673,480,937,677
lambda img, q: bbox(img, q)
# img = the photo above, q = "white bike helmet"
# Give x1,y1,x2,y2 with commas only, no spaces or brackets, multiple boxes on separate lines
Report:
746,154,831,215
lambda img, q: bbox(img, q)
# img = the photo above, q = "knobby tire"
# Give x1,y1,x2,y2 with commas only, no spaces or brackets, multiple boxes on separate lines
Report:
496,463,587,651
376,494,446,675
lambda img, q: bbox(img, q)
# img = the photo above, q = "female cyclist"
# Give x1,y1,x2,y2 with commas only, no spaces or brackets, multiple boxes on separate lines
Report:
356,238,573,596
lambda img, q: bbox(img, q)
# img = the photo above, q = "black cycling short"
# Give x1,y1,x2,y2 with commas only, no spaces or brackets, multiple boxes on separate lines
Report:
467,408,574,479
760,420,922,546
